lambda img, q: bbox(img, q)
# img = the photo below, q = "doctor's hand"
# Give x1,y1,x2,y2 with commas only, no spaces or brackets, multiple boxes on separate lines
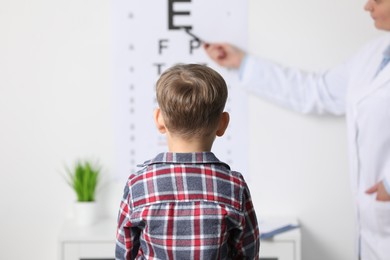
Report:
366,181,390,201
203,43,245,69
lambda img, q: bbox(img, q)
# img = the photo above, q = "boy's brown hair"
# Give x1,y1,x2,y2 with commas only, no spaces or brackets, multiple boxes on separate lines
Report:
156,64,228,138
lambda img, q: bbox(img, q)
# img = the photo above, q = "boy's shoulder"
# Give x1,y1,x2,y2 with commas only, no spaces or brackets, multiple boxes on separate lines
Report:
131,152,246,180
126,152,249,211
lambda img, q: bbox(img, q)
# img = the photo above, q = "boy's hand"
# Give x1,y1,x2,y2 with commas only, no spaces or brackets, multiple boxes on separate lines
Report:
366,181,390,201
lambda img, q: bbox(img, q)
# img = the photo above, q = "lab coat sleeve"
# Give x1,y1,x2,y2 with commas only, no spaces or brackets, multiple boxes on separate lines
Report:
239,55,348,115
383,178,390,195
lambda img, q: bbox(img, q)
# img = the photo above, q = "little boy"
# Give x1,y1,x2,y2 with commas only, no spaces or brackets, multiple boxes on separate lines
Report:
116,64,260,259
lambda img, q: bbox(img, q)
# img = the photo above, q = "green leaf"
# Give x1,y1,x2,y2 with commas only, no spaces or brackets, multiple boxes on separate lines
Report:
63,160,101,202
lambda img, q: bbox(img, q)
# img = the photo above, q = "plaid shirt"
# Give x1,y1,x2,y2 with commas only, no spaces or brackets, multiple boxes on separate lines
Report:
116,152,260,260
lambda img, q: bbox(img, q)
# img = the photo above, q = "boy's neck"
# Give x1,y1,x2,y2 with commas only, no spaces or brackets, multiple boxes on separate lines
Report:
166,133,215,153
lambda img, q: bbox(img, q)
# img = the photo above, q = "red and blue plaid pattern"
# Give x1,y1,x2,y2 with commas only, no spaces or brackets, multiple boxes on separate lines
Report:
116,152,260,259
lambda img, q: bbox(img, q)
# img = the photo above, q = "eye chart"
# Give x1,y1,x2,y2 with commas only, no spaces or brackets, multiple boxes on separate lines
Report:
113,0,248,182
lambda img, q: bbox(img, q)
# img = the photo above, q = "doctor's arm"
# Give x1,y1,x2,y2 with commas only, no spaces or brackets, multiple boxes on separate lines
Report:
204,42,348,116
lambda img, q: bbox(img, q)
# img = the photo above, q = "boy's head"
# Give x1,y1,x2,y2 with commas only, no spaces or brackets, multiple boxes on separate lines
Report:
155,64,229,140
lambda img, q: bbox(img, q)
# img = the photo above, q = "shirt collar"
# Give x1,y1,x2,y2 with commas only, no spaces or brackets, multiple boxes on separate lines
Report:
140,152,230,169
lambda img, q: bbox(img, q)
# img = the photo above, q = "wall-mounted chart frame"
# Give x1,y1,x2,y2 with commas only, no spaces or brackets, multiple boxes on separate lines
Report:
112,0,249,182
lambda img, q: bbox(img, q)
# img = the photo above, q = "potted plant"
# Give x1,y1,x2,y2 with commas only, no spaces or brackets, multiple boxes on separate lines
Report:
65,160,101,226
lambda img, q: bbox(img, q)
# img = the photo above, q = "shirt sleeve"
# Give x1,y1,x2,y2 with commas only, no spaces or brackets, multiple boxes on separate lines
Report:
239,55,349,116
115,182,141,260
230,184,260,259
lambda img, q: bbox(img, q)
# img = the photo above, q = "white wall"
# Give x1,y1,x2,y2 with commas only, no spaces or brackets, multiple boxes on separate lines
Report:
0,0,382,259
0,1,115,259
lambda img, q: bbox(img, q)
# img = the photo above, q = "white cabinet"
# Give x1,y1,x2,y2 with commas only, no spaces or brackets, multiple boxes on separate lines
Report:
259,218,301,260
58,218,116,260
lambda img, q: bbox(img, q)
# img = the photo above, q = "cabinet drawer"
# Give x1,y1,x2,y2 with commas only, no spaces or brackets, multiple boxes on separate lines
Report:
62,242,114,260
260,241,296,260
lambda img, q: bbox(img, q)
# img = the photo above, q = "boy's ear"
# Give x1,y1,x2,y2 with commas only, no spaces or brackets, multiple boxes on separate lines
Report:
154,108,167,134
216,112,230,137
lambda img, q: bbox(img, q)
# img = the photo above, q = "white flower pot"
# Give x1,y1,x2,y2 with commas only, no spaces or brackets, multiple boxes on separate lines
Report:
73,201,98,226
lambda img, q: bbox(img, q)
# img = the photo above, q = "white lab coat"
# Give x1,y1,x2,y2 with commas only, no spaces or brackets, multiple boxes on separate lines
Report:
240,34,390,260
